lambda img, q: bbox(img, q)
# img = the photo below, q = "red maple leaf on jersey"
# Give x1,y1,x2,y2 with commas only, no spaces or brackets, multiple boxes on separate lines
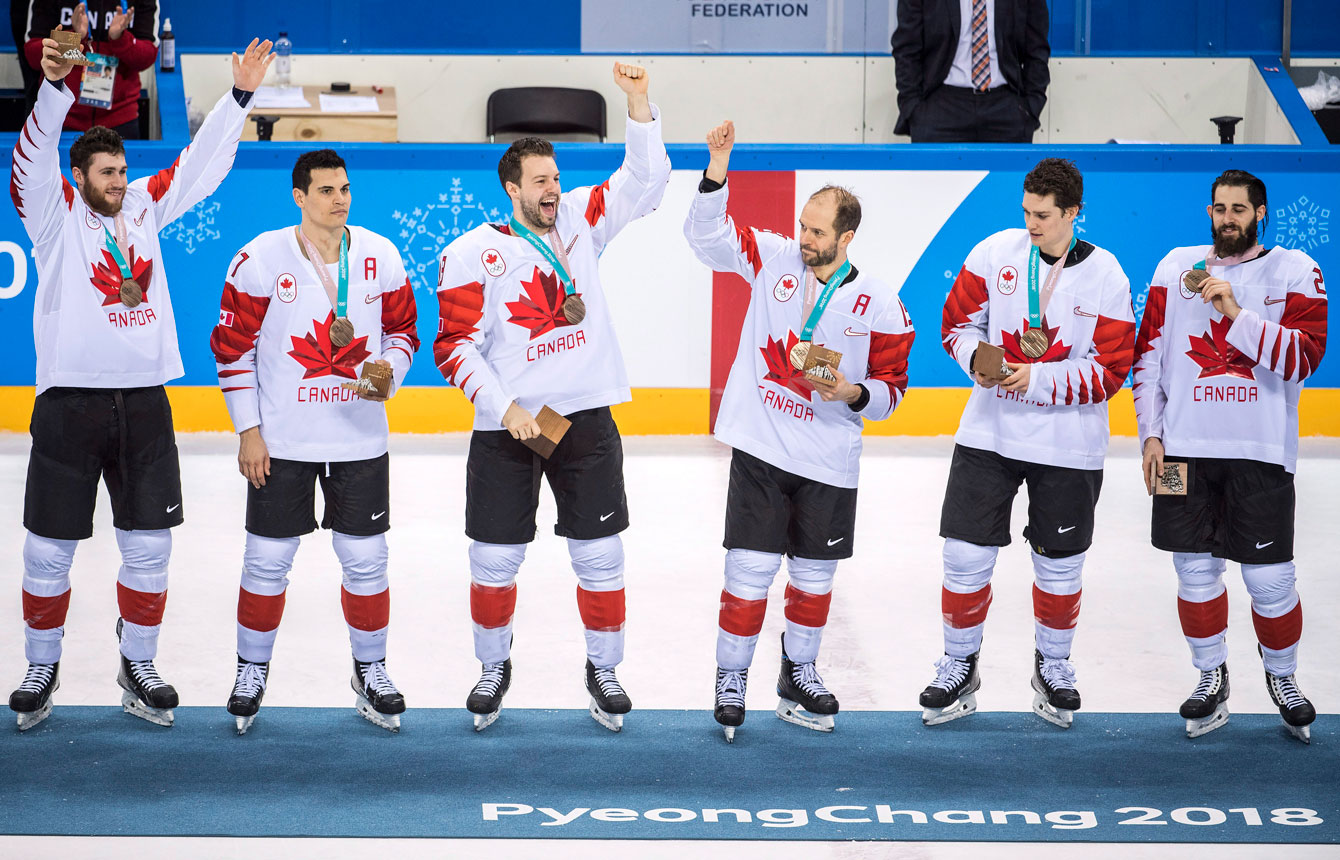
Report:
1001,270,1015,283
1002,318,1069,364
1186,315,1256,380
287,311,371,380
505,266,578,339
484,252,499,267
89,247,154,307
760,331,813,401
278,274,295,292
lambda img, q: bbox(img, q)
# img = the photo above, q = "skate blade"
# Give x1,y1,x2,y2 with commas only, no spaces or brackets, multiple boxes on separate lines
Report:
589,699,623,732
473,709,501,732
922,692,977,727
121,690,174,727
235,714,256,735
1185,704,1228,739
355,698,401,733
15,700,54,732
775,698,835,732
1285,722,1311,744
1031,692,1073,729
722,724,735,743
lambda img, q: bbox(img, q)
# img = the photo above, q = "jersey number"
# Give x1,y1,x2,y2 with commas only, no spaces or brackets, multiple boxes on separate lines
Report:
229,252,250,278
1314,267,1326,295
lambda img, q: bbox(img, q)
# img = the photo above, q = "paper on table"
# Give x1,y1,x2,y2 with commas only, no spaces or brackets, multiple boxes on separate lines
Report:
253,85,311,109
318,94,380,113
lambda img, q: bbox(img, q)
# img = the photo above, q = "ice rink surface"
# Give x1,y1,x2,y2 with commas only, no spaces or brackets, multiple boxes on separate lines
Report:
1,432,1336,859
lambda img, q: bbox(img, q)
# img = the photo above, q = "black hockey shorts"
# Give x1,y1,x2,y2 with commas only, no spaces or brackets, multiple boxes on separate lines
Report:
1151,456,1294,565
723,448,858,560
246,453,391,539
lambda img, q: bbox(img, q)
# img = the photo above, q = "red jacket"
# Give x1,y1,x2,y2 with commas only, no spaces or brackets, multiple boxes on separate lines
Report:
24,1,159,132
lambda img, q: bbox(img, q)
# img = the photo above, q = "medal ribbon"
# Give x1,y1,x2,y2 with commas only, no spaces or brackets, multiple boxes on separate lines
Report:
798,259,852,343
102,214,132,279
297,227,349,318
1026,237,1076,330
510,217,576,297
1197,243,1266,274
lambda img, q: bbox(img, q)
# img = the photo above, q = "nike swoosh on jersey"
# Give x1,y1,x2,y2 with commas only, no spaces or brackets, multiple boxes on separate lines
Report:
1264,297,1286,305
365,294,381,304
844,328,868,336
1073,306,1096,318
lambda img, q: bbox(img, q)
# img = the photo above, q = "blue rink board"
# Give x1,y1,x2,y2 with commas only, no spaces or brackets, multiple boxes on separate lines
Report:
0,708,1336,843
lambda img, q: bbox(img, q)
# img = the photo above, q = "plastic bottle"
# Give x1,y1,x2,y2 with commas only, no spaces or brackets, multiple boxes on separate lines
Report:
275,32,292,88
159,18,175,73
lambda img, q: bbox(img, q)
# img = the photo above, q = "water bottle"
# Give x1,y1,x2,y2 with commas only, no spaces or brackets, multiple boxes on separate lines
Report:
275,32,292,87
159,18,175,73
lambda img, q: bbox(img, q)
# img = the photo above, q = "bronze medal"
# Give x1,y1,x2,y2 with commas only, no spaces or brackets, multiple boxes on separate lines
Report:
1019,328,1049,359
119,278,142,308
789,340,811,371
1183,268,1210,294
562,294,586,325
330,317,355,348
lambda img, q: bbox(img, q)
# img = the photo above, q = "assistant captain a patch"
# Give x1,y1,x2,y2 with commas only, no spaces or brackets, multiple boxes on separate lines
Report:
482,249,507,277
997,266,1019,295
774,273,800,302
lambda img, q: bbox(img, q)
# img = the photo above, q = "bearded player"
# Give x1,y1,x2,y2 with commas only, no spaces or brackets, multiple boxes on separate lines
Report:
1133,170,1325,743
434,62,670,732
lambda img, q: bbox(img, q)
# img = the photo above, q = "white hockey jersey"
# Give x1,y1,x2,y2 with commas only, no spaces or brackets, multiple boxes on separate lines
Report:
209,225,420,462
685,183,915,489
942,228,1137,470
11,79,250,393
1132,245,1326,473
433,106,671,430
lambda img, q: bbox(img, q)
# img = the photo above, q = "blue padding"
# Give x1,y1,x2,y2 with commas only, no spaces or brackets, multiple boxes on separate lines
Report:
1254,56,1330,147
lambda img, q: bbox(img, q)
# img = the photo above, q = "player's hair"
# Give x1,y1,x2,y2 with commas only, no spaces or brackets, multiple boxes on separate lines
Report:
1023,158,1084,214
292,149,348,193
497,137,555,190
68,126,125,175
1211,169,1269,228
808,185,862,236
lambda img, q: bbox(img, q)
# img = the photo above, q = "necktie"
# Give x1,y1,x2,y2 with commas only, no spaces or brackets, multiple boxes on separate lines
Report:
971,0,991,92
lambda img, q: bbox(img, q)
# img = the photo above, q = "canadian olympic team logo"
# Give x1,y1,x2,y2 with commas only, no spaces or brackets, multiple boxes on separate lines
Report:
1178,270,1197,300
482,249,506,277
774,273,800,302
85,211,101,230
997,266,1018,295
276,273,298,303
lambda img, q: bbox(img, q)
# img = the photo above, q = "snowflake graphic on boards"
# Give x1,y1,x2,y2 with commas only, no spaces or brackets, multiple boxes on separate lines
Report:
1273,196,1330,253
160,200,221,255
395,178,504,292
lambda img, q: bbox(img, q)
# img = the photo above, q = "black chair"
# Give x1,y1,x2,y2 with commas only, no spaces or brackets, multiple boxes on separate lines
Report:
486,87,606,143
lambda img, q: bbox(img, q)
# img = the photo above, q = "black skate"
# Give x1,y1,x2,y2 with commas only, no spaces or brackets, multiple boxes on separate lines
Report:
227,657,269,735
10,662,59,731
919,652,980,726
584,659,631,732
466,659,511,732
1180,663,1229,738
714,666,748,743
352,658,406,733
776,634,838,733
116,619,178,727
1031,649,1080,729
1265,669,1316,744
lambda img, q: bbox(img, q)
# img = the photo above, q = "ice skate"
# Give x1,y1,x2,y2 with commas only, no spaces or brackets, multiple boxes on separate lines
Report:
116,619,178,727
714,666,748,743
10,662,59,731
584,659,631,732
227,657,269,735
1179,663,1229,738
775,635,838,733
919,652,980,726
352,658,405,732
1031,649,1080,729
466,659,511,732
1265,668,1315,744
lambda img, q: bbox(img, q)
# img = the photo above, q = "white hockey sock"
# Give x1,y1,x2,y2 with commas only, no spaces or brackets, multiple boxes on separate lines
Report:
469,542,525,665
1175,552,1228,671
21,532,77,665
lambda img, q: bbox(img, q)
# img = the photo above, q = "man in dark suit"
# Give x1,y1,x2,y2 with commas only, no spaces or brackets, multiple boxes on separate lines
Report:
891,0,1050,143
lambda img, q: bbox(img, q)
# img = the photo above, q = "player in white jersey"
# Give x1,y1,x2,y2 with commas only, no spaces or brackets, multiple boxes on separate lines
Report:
7,35,273,731
209,150,420,734
921,158,1136,729
434,63,670,732
1132,170,1326,743
684,121,915,742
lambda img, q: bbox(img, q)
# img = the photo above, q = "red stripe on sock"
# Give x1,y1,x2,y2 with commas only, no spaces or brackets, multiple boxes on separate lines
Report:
22,588,71,630
783,584,832,629
116,583,167,626
942,585,992,629
341,587,390,632
1178,591,1228,640
719,589,767,637
237,587,286,633
1032,585,1082,630
470,582,517,629
576,586,625,632
1253,600,1303,651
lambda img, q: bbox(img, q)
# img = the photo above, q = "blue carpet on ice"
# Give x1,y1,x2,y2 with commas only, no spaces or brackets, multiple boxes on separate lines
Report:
1,707,1336,843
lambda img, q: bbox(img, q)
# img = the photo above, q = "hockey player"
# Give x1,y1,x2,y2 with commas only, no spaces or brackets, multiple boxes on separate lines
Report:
923,158,1136,729
7,34,273,731
434,62,670,732
1132,170,1325,743
685,121,915,742
210,150,420,734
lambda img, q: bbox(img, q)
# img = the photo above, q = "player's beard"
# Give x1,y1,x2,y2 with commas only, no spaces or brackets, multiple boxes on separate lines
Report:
83,183,124,217
520,194,558,231
1212,215,1257,258
801,241,838,269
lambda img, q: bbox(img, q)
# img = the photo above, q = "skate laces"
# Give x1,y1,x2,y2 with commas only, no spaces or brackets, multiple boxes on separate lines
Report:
929,654,970,690
592,666,625,697
17,663,55,693
233,661,267,698
1269,673,1307,709
790,661,831,698
1040,657,1078,691
473,663,506,696
359,660,399,696
1189,667,1222,701
715,668,747,708
128,659,169,691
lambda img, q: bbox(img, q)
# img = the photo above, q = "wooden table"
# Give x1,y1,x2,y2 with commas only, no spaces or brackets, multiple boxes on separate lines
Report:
241,85,398,143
